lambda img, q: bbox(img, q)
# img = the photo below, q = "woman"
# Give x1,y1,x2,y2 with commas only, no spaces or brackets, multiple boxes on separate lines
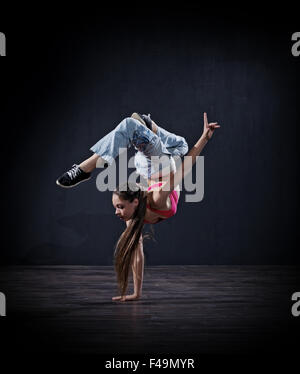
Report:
56,112,220,301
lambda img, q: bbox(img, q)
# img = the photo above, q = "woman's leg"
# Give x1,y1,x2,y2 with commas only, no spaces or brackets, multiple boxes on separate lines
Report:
56,117,161,188
79,115,159,173
131,115,183,181
132,112,188,157
131,112,158,135
89,117,160,166
79,153,105,173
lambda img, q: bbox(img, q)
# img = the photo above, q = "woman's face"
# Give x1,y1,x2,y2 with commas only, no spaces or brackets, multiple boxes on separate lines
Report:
112,194,139,222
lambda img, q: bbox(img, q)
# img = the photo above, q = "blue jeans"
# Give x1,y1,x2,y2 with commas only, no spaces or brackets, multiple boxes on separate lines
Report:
90,117,189,179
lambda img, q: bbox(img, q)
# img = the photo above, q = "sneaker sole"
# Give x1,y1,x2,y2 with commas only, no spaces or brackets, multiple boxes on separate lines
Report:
56,176,91,188
131,112,147,126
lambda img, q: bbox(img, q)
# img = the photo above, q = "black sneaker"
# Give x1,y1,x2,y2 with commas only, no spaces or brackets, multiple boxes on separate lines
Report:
56,164,91,188
131,112,152,130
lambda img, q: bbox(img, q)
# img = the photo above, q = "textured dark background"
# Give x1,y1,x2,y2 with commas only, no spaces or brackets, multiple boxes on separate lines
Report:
1,4,299,266
1,3,300,364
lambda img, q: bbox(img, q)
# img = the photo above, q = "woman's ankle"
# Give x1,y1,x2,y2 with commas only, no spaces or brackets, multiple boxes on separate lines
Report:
79,154,99,173
79,155,108,173
79,164,93,173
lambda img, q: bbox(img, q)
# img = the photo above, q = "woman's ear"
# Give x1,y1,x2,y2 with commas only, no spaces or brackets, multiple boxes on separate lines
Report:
133,197,139,207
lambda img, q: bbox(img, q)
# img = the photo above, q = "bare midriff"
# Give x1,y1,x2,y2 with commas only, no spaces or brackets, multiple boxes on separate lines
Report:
144,181,180,224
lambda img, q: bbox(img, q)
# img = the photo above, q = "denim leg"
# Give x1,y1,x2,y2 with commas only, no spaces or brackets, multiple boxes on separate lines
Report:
156,124,189,157
90,117,163,166
134,150,176,180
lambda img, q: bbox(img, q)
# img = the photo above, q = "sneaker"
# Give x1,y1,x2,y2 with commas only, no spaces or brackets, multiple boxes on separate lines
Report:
56,164,91,188
131,112,152,130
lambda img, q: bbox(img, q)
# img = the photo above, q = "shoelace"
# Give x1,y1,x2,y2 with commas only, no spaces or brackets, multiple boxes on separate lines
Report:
67,164,81,180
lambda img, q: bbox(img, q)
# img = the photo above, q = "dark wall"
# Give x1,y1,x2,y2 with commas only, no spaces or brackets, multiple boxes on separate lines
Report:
1,5,299,265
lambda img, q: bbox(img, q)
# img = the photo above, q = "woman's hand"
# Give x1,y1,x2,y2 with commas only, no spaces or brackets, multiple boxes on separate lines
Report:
202,112,220,141
112,293,141,302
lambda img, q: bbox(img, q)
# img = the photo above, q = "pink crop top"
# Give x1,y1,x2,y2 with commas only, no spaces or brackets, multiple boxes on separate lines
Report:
143,182,179,224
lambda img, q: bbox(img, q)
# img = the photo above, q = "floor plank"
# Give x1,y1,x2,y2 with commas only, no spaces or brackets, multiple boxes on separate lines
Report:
0,265,299,355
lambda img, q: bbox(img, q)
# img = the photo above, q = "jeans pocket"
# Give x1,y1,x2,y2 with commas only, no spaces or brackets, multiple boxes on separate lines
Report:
132,131,152,152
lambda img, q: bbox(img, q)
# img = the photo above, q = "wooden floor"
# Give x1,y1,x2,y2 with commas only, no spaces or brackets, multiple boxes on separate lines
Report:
0,265,299,355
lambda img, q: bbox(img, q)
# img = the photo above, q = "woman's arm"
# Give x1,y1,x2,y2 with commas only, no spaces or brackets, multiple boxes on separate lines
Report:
131,235,144,298
112,225,144,302
154,113,220,204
